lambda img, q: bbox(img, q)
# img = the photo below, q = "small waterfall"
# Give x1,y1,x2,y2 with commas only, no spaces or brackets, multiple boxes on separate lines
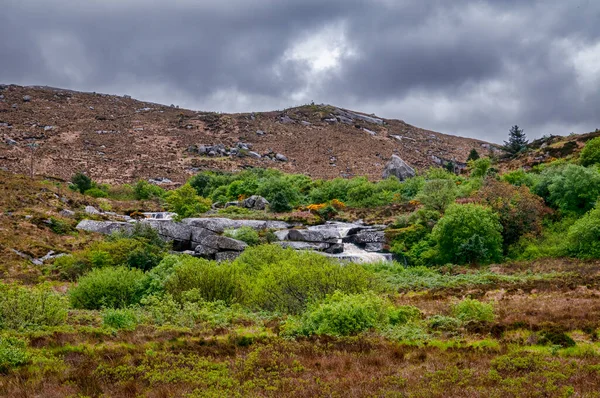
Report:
310,222,393,263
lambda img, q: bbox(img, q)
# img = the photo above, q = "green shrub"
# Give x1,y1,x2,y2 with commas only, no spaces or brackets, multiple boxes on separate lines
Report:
84,187,108,198
479,180,549,251
70,172,93,194
70,267,148,309
48,217,72,234
0,337,29,373
427,315,462,332
580,137,600,167
452,298,495,324
467,148,480,161
235,245,375,314
384,322,430,342
432,204,503,264
417,179,457,211
566,203,600,259
469,158,492,178
389,305,422,325
102,308,138,330
539,330,576,348
501,169,537,188
165,184,212,219
159,255,242,304
133,180,165,200
0,283,68,330
535,164,600,214
284,291,390,337
223,227,260,246
269,191,292,212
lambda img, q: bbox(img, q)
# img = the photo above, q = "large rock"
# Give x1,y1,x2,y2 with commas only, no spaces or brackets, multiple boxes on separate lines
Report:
288,229,325,242
275,241,331,251
202,235,248,251
243,195,269,211
183,218,289,233
194,244,218,259
76,220,133,235
346,230,386,244
324,243,344,254
274,230,290,241
382,155,416,181
306,226,340,240
141,220,194,250
190,227,216,247
84,206,101,215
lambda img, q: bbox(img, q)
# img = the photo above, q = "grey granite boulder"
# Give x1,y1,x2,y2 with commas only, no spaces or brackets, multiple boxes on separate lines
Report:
76,220,133,235
243,195,269,211
382,155,416,181
288,229,325,242
202,235,248,251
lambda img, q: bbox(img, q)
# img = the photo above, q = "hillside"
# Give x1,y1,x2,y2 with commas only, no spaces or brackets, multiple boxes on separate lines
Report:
0,84,494,184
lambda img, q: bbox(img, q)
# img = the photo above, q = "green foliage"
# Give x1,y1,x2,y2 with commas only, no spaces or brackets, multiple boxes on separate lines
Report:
508,217,573,260
269,191,292,212
501,169,537,188
467,148,480,162
0,337,29,373
235,245,375,314
0,283,68,330
165,184,212,219
504,125,528,155
389,305,422,325
70,172,93,194
427,315,462,332
452,298,495,324
384,322,430,342
48,217,72,234
84,187,108,198
417,179,457,211
284,291,390,337
102,308,138,330
223,227,260,246
432,204,503,264
535,164,600,214
157,255,242,304
133,180,165,200
469,158,492,178
364,263,557,291
479,180,549,250
539,330,576,348
70,266,148,310
580,137,600,167
566,203,600,259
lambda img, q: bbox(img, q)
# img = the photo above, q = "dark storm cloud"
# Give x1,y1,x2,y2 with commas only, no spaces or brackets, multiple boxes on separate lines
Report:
1,0,599,142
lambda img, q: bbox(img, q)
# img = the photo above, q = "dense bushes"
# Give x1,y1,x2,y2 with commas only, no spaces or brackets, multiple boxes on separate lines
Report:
535,164,600,214
236,245,375,314
478,180,549,250
580,137,600,167
452,298,495,324
284,291,390,337
566,203,600,259
417,179,457,211
70,267,148,309
223,227,260,246
165,184,212,219
0,337,29,373
432,204,503,264
0,283,68,330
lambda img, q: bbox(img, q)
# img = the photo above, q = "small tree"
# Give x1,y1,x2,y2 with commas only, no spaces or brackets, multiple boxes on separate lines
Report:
432,203,503,265
467,149,480,162
70,172,92,194
165,184,212,219
504,125,528,155
580,137,600,167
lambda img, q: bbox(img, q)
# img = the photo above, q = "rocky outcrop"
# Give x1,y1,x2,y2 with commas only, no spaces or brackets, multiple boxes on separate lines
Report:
183,218,289,233
76,220,134,235
288,229,326,243
194,235,247,260
382,155,416,181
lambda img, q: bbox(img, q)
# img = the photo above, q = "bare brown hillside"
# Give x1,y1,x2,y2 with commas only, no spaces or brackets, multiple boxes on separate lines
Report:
0,84,496,184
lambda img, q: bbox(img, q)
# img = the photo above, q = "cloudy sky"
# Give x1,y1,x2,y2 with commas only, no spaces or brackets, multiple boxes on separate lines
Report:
1,0,599,143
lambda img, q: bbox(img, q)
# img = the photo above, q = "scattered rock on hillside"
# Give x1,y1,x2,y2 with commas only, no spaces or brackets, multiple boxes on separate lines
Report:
84,206,101,215
243,195,269,211
76,220,134,235
22,95,31,102
382,155,416,181
288,229,325,242
275,153,288,162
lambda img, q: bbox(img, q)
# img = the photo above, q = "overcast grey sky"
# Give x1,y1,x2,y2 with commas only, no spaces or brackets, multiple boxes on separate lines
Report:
1,0,599,143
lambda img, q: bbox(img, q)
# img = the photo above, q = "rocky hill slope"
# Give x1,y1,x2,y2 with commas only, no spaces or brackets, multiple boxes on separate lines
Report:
0,84,495,184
